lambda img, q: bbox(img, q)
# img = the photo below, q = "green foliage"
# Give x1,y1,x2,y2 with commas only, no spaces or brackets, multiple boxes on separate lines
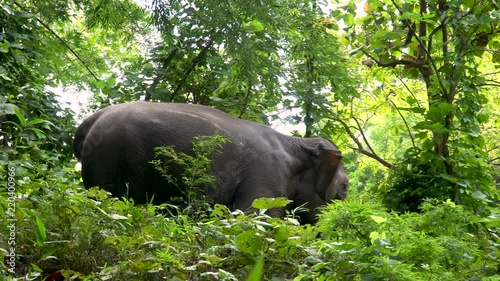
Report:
246,256,264,281
301,196,499,280
331,0,500,212
0,164,314,279
151,134,231,204
2,154,499,280
1,0,500,280
0,2,76,165
384,149,453,212
34,217,46,247
252,197,292,210
147,0,287,117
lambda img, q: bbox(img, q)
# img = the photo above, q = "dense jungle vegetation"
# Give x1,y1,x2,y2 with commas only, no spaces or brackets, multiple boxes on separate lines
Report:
1,0,499,279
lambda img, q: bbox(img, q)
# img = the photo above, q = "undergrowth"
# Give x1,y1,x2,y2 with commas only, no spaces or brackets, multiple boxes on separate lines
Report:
0,173,499,280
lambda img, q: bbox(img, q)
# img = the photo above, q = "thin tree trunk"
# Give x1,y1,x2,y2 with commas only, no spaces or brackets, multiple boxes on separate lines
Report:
145,48,178,101
170,41,212,102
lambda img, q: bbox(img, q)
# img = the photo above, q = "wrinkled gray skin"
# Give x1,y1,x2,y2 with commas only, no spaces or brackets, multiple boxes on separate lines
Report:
73,101,348,224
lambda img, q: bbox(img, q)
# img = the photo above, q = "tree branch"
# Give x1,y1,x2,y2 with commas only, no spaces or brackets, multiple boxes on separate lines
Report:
481,82,500,87
488,156,500,164
389,0,446,92
145,48,178,101
13,1,99,81
39,19,100,81
396,74,425,108
0,117,9,147
352,116,377,156
362,49,432,76
388,98,416,147
170,40,212,101
439,0,448,57
239,78,252,118
417,0,427,59
328,109,394,169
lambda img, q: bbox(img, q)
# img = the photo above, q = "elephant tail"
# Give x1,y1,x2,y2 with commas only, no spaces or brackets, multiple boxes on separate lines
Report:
73,109,104,160
73,121,90,160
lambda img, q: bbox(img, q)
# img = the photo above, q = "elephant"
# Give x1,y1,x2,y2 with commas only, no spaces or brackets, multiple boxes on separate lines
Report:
73,101,348,224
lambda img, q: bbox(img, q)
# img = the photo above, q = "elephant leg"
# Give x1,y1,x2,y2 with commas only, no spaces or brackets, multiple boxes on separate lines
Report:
293,203,320,225
232,181,287,218
81,157,124,194
123,164,152,205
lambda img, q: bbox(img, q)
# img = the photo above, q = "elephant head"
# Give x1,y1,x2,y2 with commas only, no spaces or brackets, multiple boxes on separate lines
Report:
308,142,346,201
286,140,348,224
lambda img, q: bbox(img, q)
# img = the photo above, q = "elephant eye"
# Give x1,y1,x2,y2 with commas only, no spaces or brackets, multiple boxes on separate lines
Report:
339,182,349,198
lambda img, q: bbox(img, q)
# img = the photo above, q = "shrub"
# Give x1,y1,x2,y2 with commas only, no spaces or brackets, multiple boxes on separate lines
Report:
302,196,499,280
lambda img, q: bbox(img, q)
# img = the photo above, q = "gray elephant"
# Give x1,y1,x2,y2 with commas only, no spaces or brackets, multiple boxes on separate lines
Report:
73,101,348,224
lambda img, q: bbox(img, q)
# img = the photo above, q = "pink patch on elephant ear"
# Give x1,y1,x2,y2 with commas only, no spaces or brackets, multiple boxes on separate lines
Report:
325,149,342,171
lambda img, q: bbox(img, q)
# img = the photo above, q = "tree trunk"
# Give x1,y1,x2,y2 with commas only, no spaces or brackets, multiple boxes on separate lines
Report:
145,48,178,101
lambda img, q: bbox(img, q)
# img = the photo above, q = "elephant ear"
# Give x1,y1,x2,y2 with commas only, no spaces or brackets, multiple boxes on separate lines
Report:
305,142,342,200
307,143,342,170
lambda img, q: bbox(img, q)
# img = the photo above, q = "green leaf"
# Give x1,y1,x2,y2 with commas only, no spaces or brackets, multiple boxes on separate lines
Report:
213,204,231,217
35,217,46,246
26,119,51,126
235,230,262,254
409,107,426,114
369,231,386,244
274,226,291,243
477,113,489,123
462,0,475,8
108,213,129,220
0,42,9,53
246,256,264,281
0,103,17,115
29,128,47,138
87,187,109,200
428,123,447,133
62,270,82,279
348,45,364,56
106,76,116,86
95,80,107,89
370,215,387,224
13,107,26,127
252,197,291,210
31,263,43,272
0,66,12,82
242,20,265,33
444,199,456,207
471,191,487,199
438,102,454,113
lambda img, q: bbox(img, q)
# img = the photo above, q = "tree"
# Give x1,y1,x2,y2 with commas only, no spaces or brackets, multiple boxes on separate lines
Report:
332,0,500,211
1,0,148,171
147,0,357,125
1,1,74,164
283,0,357,138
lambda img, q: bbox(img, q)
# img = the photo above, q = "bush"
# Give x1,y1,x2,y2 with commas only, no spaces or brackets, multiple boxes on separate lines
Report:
303,196,499,280
1,175,499,280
